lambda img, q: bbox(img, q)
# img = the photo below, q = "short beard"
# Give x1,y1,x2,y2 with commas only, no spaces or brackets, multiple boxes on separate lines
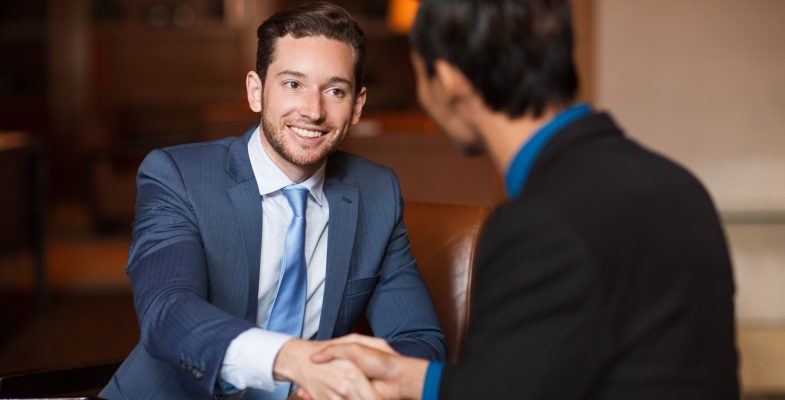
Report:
261,112,344,168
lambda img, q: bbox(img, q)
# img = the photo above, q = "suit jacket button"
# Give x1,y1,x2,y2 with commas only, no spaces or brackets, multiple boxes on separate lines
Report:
180,361,188,370
194,370,205,379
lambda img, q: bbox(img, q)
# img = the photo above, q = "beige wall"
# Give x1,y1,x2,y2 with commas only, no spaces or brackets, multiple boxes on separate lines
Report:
595,0,785,212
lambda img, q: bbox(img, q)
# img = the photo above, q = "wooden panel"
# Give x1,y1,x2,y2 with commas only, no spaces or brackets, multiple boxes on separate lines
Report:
94,22,248,107
571,0,595,103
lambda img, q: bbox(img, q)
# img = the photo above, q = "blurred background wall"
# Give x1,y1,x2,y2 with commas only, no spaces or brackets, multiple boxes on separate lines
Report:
0,0,783,397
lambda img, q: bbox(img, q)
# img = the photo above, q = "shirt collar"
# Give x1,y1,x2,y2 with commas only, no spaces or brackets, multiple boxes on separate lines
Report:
247,126,327,207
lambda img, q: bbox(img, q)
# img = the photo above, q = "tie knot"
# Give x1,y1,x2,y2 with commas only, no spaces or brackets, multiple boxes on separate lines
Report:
282,187,308,217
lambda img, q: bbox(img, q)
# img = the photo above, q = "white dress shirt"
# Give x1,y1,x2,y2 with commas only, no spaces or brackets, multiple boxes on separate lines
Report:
220,127,329,391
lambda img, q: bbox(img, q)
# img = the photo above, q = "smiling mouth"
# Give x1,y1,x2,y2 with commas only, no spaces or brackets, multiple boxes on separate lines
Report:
290,125,326,138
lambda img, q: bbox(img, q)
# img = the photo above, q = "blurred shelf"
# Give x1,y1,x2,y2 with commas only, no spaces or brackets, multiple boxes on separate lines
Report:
721,210,785,225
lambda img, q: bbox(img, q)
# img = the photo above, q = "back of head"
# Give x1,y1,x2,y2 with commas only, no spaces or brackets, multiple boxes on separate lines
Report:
256,1,366,94
411,0,578,118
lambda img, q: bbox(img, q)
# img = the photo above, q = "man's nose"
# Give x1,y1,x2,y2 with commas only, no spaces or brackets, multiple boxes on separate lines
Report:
299,90,326,122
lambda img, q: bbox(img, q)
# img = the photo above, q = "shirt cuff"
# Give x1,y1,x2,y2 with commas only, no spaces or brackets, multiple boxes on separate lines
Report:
220,327,293,391
422,361,444,400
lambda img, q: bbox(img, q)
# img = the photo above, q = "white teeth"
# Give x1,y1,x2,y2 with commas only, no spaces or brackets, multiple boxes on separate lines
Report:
290,126,323,138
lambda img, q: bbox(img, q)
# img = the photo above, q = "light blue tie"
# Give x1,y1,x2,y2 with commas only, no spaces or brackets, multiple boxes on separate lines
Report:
257,187,308,400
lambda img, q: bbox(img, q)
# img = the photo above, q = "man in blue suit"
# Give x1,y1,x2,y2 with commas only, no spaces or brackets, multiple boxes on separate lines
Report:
100,2,446,399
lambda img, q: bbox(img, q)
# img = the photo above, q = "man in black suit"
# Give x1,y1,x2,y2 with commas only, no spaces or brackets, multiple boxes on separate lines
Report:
309,0,740,398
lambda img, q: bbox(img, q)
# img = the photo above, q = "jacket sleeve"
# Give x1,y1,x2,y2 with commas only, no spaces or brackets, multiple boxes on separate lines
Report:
439,206,611,399
363,169,447,362
127,149,255,394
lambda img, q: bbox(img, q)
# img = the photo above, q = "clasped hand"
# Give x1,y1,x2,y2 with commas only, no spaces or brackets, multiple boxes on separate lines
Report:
275,334,427,400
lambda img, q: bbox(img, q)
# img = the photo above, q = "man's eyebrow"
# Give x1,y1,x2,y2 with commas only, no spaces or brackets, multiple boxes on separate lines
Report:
276,70,306,79
276,70,353,87
326,76,353,88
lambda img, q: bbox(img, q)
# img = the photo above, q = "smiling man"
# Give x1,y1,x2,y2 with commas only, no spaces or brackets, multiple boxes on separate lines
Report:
249,34,361,183
99,2,445,399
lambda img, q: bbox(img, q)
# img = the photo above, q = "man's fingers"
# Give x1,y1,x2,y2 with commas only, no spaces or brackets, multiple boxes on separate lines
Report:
329,359,382,400
285,353,384,400
309,345,423,399
351,372,383,400
311,343,392,382
310,349,336,363
371,380,398,400
329,333,397,354
290,388,313,400
311,343,365,364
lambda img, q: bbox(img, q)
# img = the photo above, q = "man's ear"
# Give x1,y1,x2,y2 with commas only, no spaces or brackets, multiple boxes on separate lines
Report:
433,59,473,103
350,87,367,125
246,71,263,113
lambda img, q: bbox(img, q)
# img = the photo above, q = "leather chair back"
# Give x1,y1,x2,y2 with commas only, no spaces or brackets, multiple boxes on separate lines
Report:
403,201,490,363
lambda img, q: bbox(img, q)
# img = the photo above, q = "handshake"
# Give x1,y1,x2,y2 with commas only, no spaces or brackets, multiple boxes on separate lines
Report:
274,334,430,400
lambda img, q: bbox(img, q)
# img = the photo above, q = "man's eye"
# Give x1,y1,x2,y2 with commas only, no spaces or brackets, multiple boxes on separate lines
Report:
327,88,345,97
284,81,300,90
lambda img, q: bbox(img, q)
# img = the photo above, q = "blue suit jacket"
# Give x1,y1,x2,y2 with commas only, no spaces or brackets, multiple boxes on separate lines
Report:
101,128,446,399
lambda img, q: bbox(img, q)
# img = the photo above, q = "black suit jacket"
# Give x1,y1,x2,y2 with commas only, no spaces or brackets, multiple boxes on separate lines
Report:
441,113,739,399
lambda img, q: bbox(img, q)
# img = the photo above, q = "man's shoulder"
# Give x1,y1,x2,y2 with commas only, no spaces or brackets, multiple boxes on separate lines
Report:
159,135,239,159
327,150,395,180
140,135,242,168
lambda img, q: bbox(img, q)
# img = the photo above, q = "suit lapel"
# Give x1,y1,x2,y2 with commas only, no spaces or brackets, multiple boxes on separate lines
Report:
228,182,262,322
317,175,359,339
226,127,263,322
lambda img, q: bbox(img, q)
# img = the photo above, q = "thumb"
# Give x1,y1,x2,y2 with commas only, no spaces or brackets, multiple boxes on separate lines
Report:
310,347,337,363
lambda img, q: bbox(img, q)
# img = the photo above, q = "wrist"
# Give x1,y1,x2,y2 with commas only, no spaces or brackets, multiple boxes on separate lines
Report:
400,357,429,399
273,338,304,381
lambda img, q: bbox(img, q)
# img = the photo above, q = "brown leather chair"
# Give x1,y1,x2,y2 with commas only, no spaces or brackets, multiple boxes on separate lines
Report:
352,201,489,362
403,201,490,363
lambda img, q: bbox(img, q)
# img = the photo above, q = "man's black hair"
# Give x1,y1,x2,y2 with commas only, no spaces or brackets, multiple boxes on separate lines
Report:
411,0,578,117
